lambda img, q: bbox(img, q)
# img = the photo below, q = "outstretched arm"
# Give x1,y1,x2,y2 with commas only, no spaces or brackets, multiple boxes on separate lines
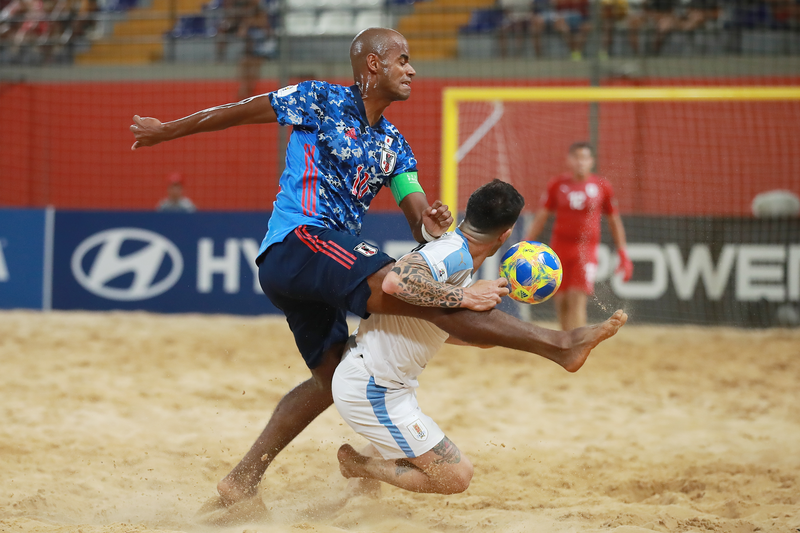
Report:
130,93,278,150
382,252,508,312
399,192,453,244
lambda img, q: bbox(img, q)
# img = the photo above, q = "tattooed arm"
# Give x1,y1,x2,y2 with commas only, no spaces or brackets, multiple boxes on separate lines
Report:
381,252,508,312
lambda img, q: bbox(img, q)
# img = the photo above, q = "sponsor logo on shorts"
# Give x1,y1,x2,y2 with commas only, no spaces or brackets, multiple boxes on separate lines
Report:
354,242,378,257
407,419,428,441
71,228,183,301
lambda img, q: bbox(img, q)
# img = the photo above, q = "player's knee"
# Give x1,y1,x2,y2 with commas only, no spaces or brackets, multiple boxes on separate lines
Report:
310,346,344,390
440,459,473,494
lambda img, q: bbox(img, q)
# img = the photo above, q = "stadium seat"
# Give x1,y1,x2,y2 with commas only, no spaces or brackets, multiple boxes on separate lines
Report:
354,10,385,31
459,8,503,33
316,10,354,35
285,11,317,35
101,0,137,11
169,15,213,38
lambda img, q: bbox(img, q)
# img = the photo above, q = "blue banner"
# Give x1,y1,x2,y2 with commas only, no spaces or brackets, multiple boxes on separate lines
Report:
51,211,425,315
0,209,47,310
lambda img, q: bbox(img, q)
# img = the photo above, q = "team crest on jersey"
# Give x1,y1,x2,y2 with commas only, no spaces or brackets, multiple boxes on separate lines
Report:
380,148,397,175
354,242,378,257
407,419,428,441
380,135,397,174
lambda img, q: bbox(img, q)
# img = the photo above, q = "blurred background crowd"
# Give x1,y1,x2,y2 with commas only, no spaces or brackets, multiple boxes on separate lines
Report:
0,0,797,65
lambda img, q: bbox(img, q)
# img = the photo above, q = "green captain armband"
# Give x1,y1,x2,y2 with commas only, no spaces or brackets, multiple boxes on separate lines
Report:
390,172,425,205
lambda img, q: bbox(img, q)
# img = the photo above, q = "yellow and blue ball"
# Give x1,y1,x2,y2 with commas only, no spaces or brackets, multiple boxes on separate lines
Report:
499,241,563,304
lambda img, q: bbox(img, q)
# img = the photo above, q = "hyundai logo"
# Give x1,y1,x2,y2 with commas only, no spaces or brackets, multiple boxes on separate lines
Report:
71,228,183,301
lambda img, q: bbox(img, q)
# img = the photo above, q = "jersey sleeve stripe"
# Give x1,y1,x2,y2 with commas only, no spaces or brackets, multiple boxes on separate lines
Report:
417,249,442,282
366,376,415,458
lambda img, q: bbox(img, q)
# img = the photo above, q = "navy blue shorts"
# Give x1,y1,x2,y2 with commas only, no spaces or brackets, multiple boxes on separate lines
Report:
258,225,395,369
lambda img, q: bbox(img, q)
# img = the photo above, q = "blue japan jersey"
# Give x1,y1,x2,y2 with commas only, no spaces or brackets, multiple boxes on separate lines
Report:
258,81,418,257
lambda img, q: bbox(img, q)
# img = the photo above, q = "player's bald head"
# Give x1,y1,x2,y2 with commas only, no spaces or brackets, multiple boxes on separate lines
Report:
350,27,406,78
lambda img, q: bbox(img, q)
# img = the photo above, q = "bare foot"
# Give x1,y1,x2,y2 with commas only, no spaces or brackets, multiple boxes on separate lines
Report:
560,309,628,372
338,444,371,479
217,472,259,506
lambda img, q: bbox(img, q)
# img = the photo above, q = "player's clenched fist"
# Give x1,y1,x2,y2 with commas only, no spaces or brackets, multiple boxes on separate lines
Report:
463,278,509,312
130,115,166,150
422,199,453,238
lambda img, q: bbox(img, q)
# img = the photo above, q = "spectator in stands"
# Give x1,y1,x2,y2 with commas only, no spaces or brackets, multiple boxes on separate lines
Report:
497,0,534,57
628,0,679,54
0,0,49,58
681,0,721,33
531,0,592,60
216,0,270,63
761,0,799,27
600,0,635,58
72,0,98,40
157,173,197,212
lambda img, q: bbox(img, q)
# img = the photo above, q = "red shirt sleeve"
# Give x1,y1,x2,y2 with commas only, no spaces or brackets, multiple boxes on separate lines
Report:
542,177,559,211
600,178,619,215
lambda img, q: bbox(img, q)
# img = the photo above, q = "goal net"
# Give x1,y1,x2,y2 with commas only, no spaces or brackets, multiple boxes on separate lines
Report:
442,87,800,326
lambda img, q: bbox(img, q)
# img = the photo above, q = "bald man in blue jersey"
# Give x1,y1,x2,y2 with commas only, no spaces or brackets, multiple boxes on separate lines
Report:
131,27,626,510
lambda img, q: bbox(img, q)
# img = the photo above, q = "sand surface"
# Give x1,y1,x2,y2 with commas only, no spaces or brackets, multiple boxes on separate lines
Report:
1,311,799,533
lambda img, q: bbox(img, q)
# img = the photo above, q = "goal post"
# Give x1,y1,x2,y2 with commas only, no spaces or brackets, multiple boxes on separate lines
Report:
441,86,800,220
440,85,800,326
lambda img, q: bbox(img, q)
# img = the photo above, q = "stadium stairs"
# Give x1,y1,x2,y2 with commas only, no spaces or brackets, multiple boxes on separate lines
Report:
76,0,208,64
398,0,494,60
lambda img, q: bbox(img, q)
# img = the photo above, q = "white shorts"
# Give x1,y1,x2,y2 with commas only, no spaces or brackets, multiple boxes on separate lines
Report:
332,352,445,460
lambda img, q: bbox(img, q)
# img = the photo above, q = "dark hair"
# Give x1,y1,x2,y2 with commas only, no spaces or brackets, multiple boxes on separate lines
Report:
569,141,593,155
463,179,525,235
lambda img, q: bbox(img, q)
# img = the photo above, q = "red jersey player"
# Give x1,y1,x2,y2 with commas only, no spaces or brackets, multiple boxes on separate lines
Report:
525,142,633,330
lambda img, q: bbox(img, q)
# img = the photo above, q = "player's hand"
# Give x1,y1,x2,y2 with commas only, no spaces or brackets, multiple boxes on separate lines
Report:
463,278,509,311
130,115,166,150
616,248,633,282
422,200,453,238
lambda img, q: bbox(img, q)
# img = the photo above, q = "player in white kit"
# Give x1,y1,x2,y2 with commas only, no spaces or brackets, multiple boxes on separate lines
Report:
333,179,524,495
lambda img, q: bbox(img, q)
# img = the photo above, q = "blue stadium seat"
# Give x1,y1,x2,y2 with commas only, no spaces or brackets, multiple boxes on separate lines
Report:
460,8,503,33
102,0,137,11
169,15,214,38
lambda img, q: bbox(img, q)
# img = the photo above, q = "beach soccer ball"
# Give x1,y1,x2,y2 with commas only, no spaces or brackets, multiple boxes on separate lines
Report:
499,241,563,304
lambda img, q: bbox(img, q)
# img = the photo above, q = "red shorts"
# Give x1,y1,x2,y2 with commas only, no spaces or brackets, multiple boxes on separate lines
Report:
550,241,598,295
